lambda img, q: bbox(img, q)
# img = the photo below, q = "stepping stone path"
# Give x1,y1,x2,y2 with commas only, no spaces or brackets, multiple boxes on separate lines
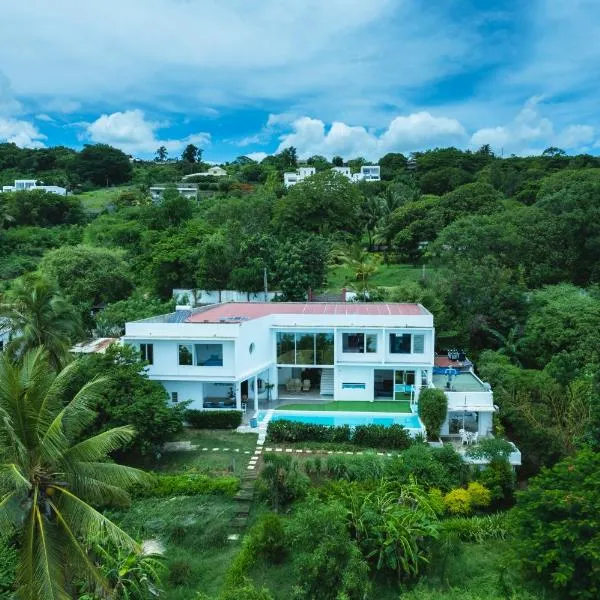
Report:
230,444,263,534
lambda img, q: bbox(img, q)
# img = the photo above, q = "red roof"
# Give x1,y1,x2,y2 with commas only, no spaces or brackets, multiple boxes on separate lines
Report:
185,302,427,323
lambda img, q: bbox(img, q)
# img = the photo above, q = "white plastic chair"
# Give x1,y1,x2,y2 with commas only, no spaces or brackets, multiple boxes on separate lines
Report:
470,432,479,445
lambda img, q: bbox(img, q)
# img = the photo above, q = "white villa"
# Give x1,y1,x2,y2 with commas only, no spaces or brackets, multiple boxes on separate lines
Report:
1,179,67,196
149,183,199,202
123,302,497,440
284,165,381,187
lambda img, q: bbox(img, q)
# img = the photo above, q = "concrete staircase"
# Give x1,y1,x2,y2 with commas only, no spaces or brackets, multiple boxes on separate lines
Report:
320,369,334,396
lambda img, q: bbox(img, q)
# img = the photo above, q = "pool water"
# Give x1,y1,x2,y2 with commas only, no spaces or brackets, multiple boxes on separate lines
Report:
263,411,422,429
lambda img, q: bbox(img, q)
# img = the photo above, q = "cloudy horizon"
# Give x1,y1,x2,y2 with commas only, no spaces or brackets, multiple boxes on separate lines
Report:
1,0,599,161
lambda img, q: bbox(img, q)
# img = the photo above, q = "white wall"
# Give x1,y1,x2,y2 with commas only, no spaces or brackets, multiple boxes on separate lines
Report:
128,339,236,380
335,365,374,401
162,380,204,410
235,319,276,380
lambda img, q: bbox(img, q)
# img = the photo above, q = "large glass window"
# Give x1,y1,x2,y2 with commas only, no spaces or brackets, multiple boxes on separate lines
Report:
343,333,364,353
366,334,377,353
315,333,334,365
342,332,378,354
178,344,193,365
296,333,315,365
277,332,334,365
413,334,425,354
390,333,411,354
140,343,153,365
276,333,295,364
195,343,223,366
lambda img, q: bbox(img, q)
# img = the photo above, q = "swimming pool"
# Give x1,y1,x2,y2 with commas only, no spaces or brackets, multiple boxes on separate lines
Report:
262,410,423,430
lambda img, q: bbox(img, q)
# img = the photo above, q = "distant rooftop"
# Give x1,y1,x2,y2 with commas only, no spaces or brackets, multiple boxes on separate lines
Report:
184,302,429,324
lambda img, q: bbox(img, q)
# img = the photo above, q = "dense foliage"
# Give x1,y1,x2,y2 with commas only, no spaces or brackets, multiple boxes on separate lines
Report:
511,450,600,598
185,409,243,429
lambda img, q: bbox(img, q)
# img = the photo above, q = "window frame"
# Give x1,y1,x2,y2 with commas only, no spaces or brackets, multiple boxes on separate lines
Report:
140,343,153,365
389,333,412,354
178,344,193,366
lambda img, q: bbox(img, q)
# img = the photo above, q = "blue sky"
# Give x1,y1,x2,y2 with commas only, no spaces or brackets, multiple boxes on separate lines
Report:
1,0,599,161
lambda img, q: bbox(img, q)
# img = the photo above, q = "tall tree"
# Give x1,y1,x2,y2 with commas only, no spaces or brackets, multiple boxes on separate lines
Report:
75,144,132,187
0,273,81,370
0,348,147,599
181,144,199,163
154,146,168,162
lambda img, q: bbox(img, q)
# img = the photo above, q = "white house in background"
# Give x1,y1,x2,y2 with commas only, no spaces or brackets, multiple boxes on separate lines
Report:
1,179,67,196
181,166,227,179
283,167,316,187
284,165,381,187
122,302,497,441
149,183,199,202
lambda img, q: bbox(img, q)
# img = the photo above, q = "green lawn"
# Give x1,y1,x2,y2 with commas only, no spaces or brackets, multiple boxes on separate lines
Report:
276,400,412,413
153,429,258,477
325,262,426,293
77,185,133,212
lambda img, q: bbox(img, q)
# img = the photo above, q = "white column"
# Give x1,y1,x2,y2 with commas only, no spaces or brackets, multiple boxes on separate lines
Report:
254,376,259,413
270,364,279,401
235,381,242,411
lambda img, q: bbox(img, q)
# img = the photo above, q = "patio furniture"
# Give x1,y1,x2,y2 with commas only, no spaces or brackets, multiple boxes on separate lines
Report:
469,432,479,445
302,379,311,392
459,429,469,445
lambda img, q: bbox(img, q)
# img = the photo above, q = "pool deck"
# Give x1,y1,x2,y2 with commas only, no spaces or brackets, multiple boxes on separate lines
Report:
263,399,413,413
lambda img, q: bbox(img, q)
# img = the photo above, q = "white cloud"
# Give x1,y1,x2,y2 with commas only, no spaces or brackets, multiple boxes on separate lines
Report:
85,109,210,156
35,113,54,122
245,152,269,162
470,97,597,154
275,112,466,159
0,117,46,148
0,0,478,123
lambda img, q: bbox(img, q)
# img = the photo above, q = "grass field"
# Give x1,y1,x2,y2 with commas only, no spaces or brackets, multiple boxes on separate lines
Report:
277,400,412,413
154,429,258,477
77,185,133,212
109,495,238,600
325,262,427,293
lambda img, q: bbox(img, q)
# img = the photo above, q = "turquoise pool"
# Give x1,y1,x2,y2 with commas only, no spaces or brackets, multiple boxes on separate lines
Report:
262,410,422,430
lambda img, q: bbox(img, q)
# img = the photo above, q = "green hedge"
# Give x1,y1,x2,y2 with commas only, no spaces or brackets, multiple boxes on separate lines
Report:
185,410,242,429
133,473,239,498
267,420,412,450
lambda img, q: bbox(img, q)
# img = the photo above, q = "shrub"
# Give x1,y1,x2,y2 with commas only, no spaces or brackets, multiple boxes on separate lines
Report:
511,449,600,598
286,500,371,600
256,453,309,510
466,437,514,461
267,419,412,449
428,488,445,516
385,444,463,491
466,482,492,509
324,453,386,482
219,578,274,600
185,410,242,429
168,559,192,586
476,458,516,505
418,388,448,440
443,488,472,515
251,513,287,564
133,473,239,498
352,423,412,449
440,513,509,542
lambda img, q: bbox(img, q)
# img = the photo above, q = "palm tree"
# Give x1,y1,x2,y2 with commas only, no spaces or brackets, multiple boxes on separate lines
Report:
340,245,381,293
0,348,148,599
482,324,523,366
0,273,81,370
